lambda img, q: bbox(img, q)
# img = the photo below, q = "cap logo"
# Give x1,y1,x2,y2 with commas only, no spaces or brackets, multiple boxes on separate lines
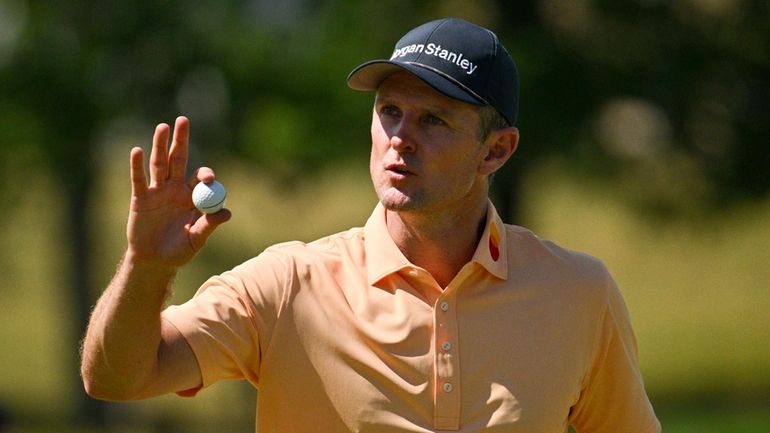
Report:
347,18,519,125
390,43,478,75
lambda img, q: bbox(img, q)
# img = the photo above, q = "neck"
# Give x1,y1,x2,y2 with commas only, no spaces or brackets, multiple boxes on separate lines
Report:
385,199,488,287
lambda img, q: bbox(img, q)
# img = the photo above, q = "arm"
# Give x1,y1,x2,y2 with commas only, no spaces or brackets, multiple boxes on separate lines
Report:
569,276,660,432
80,116,231,401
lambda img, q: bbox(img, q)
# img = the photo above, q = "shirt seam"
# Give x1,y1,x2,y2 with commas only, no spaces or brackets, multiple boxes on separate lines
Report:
580,286,611,392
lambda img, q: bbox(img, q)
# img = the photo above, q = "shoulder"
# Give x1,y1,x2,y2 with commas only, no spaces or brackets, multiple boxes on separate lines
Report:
209,227,364,301
264,226,365,258
504,224,616,301
234,226,365,274
506,224,609,275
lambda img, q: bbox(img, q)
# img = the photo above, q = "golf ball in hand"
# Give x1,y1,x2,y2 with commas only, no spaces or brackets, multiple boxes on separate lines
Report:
192,180,227,214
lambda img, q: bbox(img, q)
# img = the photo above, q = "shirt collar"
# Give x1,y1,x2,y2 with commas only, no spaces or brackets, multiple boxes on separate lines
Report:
364,200,508,285
470,200,508,280
364,202,413,285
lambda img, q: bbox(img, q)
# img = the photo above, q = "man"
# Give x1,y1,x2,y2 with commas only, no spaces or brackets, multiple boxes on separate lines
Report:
81,18,660,432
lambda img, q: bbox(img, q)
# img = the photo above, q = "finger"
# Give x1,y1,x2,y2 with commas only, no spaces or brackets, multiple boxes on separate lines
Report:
150,123,170,187
188,166,215,188
188,209,232,252
168,116,190,182
129,147,148,196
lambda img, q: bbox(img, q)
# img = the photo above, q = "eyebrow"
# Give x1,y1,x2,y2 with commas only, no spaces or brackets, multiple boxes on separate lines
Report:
374,93,458,118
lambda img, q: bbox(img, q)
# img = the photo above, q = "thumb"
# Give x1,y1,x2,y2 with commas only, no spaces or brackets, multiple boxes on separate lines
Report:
188,209,232,252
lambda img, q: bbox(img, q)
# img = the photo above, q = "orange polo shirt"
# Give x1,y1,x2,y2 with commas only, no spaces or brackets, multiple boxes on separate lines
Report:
163,201,660,433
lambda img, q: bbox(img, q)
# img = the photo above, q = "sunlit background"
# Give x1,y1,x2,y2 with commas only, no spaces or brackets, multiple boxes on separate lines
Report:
1,1,768,432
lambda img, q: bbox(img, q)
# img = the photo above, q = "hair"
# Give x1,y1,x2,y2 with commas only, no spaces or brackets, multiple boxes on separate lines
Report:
476,104,510,142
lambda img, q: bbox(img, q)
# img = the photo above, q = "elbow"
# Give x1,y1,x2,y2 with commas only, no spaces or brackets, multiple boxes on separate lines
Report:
81,376,108,400
81,375,129,402
82,376,138,402
80,363,140,402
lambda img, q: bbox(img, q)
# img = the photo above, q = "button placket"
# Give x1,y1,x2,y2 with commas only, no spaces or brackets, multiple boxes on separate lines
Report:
433,292,461,430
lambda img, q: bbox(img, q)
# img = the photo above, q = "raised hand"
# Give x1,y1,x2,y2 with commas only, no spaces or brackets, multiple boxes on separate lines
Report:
126,116,231,268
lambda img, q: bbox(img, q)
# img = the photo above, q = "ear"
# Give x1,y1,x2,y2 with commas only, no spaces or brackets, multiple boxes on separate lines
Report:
478,127,519,176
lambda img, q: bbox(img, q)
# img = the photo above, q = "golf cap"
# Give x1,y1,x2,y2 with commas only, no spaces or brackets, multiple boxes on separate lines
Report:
347,17,519,126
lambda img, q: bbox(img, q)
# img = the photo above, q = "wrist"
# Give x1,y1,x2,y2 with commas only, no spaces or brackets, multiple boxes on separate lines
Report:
122,249,180,280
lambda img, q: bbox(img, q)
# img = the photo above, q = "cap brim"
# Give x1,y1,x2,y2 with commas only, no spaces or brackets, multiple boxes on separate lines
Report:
347,60,487,106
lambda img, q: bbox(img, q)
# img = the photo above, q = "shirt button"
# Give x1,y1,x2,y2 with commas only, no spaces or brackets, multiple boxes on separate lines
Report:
442,341,452,351
439,301,450,312
443,383,454,393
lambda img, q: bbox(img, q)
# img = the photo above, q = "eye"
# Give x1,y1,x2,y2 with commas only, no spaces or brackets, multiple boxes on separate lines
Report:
380,105,401,117
423,114,446,126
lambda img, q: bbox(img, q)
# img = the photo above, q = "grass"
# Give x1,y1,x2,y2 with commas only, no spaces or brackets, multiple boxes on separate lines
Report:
1,155,769,431
657,402,770,433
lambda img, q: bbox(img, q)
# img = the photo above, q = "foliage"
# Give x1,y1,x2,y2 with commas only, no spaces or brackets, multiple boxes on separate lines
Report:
2,0,768,209
0,0,768,427
496,0,770,215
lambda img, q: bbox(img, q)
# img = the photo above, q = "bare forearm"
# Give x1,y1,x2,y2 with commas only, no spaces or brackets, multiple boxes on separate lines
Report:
81,252,177,400
81,117,227,400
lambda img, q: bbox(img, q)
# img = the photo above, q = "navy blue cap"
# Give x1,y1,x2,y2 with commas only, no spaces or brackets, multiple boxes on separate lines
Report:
347,17,519,126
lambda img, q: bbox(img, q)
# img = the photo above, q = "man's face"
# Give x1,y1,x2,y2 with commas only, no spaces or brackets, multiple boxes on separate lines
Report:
370,71,489,214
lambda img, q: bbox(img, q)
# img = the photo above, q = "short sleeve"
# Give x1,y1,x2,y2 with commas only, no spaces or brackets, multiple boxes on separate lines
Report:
161,250,290,396
568,276,661,433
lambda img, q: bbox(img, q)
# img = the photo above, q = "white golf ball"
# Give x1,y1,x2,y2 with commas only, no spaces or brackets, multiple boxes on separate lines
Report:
192,180,227,214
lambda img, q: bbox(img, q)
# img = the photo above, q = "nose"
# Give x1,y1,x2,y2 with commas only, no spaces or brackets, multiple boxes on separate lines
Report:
389,116,416,153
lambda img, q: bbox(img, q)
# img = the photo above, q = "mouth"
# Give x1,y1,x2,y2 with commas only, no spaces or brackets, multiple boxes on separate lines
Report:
385,163,415,177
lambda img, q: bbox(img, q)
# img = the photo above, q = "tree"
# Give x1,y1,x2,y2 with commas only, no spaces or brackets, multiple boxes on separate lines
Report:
493,0,770,219
1,0,768,427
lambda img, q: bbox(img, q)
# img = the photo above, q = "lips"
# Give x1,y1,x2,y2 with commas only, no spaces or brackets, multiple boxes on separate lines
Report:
384,162,415,176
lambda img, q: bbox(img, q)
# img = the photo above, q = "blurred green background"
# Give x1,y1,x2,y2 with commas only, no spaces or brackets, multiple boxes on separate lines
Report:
1,0,768,432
